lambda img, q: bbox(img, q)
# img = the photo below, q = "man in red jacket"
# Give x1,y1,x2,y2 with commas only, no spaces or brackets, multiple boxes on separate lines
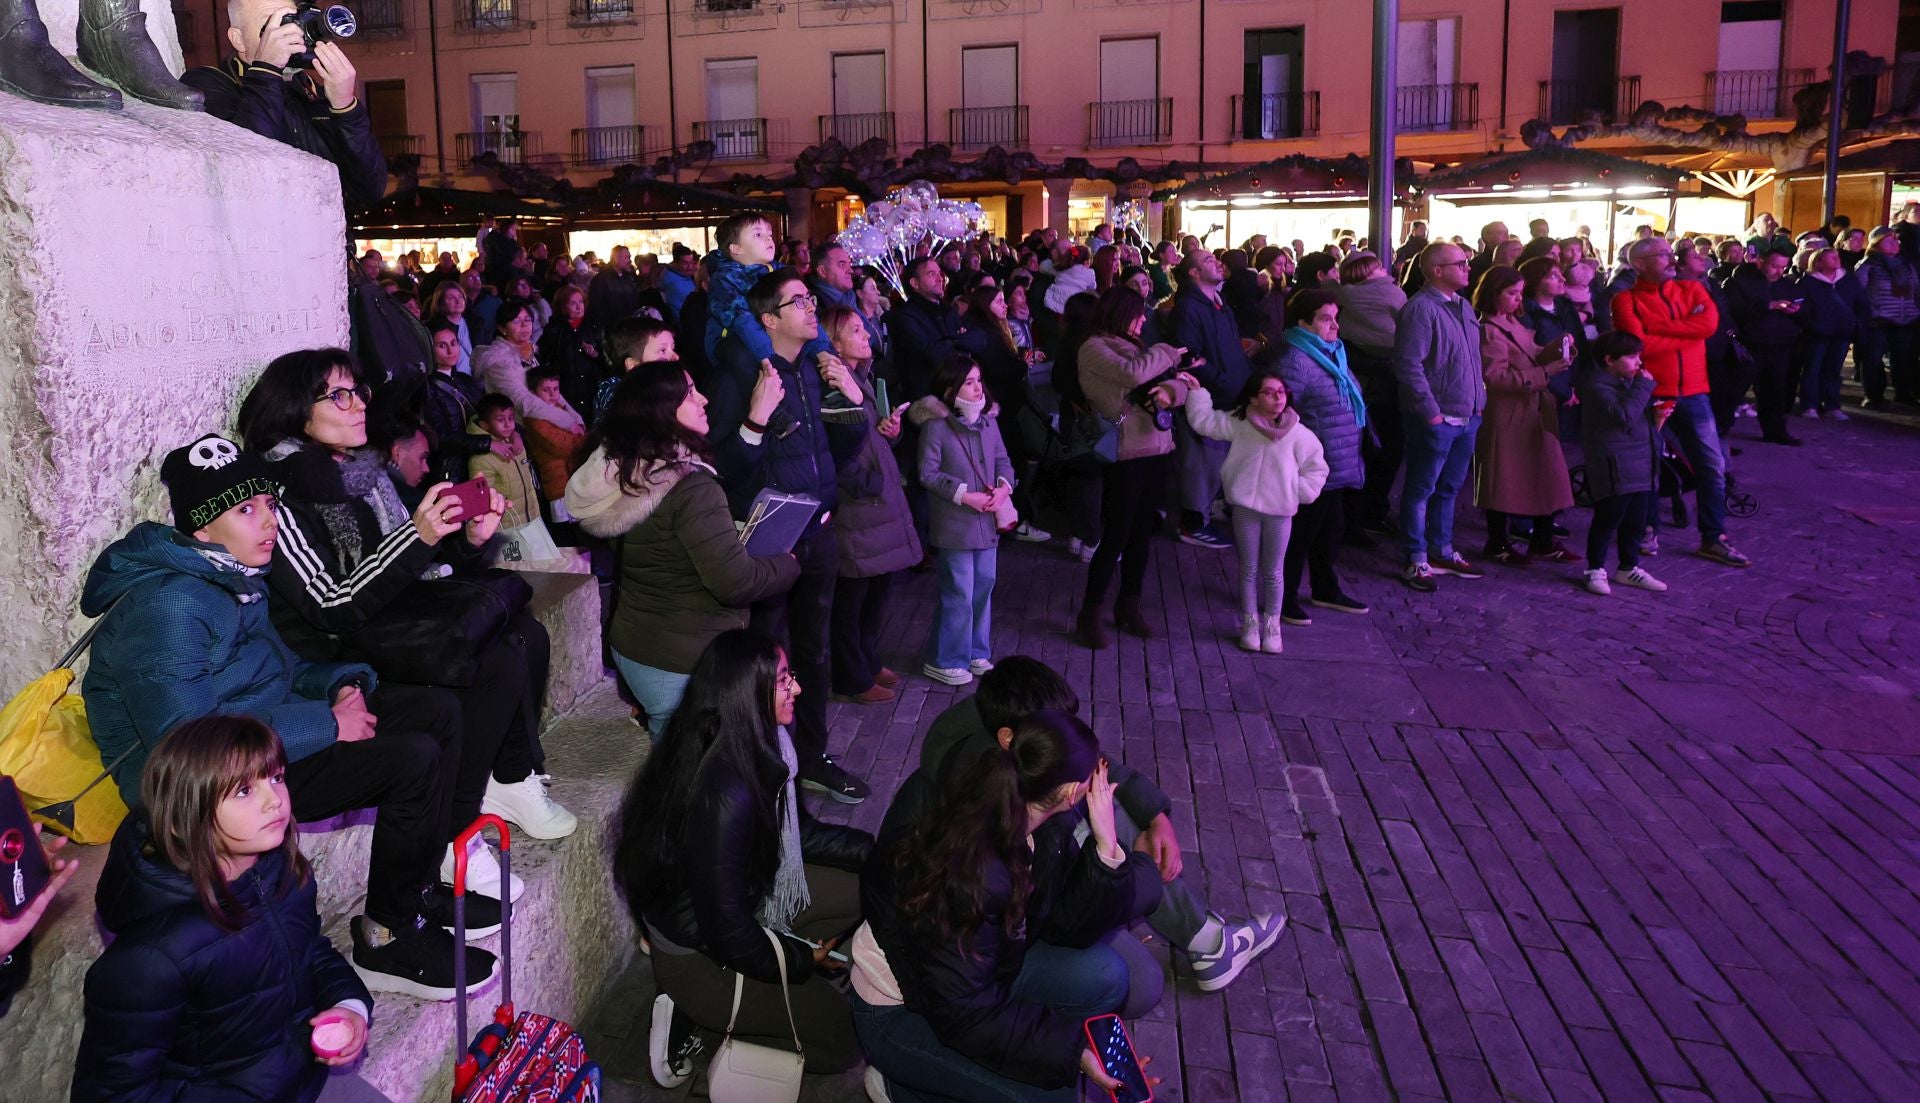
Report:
1610,239,1751,567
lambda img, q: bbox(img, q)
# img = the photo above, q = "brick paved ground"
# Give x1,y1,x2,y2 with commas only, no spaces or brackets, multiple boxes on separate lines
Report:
589,406,1920,1102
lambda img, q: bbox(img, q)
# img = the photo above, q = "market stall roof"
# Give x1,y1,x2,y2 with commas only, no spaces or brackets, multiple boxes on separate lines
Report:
1159,154,1416,204
1418,146,1687,198
1777,139,1920,180
351,186,567,233
570,176,785,227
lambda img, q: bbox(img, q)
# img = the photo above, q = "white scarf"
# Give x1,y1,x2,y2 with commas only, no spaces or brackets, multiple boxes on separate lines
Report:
756,725,810,932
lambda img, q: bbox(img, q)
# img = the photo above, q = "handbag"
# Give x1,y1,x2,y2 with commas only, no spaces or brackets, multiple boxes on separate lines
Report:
337,569,533,687
706,928,805,1103
1059,406,1121,473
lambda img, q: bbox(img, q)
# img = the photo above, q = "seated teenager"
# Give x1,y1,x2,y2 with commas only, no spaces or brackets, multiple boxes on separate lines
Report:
80,436,496,1000
237,349,576,900
566,367,799,738
73,717,384,1103
855,710,1162,1102
612,630,873,1088
925,658,1286,990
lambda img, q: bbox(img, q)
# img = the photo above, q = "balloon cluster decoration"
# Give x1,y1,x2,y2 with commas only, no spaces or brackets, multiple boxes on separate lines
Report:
838,181,985,294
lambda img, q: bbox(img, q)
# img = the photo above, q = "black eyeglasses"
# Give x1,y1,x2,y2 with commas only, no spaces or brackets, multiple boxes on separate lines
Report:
315,385,373,411
777,293,819,313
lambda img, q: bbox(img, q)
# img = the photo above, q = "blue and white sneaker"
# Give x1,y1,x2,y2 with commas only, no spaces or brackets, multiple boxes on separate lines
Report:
1179,524,1234,550
1189,912,1287,992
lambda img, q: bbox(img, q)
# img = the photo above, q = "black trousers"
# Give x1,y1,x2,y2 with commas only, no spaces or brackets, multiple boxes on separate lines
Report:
1486,510,1556,553
1084,454,1168,609
751,523,838,763
1283,489,1343,604
1859,323,1918,402
1587,491,1651,572
830,571,894,694
1707,346,1751,437
287,690,458,931
1352,353,1402,526
1749,343,1794,439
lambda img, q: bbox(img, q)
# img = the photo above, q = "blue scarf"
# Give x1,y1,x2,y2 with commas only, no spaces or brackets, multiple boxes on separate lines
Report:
1280,327,1367,429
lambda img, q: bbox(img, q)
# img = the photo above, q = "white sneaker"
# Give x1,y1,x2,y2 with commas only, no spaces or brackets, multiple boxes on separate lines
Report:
1260,615,1284,655
1829,409,1850,422
864,1066,895,1103
1584,568,1612,595
968,658,995,675
1800,408,1820,420
1066,537,1083,556
1012,522,1052,543
1737,402,1757,418
922,663,973,686
439,834,524,903
1237,615,1261,652
649,993,705,1089
481,773,578,840
1617,566,1669,592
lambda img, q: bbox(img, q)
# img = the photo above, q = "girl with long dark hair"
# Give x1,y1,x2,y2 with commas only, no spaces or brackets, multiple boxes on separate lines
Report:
612,630,873,1088
74,717,384,1103
853,710,1162,1102
564,365,798,736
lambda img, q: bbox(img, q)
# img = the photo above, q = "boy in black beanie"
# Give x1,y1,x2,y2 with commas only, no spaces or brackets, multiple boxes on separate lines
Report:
79,433,500,1002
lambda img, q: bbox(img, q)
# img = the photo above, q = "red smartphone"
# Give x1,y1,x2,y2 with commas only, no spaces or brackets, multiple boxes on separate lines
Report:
442,476,492,522
0,777,52,920
1084,1014,1152,1103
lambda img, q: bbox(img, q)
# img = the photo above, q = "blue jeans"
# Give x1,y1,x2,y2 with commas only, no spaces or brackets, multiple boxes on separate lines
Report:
928,547,996,670
851,940,1134,1103
1659,394,1727,543
612,652,689,743
1398,415,1479,563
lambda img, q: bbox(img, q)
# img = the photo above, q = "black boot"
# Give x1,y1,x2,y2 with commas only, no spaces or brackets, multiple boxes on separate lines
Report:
0,0,121,108
1113,596,1155,639
78,0,201,109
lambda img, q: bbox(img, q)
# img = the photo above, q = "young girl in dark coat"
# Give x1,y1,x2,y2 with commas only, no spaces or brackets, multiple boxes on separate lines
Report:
73,717,379,1103
1574,331,1670,597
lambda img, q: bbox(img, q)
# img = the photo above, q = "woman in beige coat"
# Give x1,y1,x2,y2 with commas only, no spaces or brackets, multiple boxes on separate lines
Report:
1472,266,1576,565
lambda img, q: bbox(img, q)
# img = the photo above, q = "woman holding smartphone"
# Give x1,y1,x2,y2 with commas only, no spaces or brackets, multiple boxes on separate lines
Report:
853,710,1162,1102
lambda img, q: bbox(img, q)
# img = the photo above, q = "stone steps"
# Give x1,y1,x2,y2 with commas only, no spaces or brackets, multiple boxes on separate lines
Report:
0,571,634,1102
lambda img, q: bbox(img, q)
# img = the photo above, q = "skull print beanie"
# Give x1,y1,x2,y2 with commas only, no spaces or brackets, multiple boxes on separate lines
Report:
160,434,279,533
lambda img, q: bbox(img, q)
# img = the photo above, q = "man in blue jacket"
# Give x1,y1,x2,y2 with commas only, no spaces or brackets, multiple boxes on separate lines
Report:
80,435,494,1001
1168,250,1252,548
707,271,873,803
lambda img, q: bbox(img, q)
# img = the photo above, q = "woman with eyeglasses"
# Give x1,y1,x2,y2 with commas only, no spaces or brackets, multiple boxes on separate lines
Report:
238,348,578,906
613,630,874,1088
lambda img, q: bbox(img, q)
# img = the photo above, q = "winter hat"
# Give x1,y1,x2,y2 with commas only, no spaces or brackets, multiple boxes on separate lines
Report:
160,434,278,533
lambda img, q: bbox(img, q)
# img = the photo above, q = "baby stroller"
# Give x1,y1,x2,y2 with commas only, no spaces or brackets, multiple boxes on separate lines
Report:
1569,429,1758,524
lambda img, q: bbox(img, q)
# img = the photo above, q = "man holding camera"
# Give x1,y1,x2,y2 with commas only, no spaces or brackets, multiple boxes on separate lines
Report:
183,0,386,206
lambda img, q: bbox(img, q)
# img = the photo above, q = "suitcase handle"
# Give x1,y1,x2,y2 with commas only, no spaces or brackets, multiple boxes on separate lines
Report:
452,814,514,1100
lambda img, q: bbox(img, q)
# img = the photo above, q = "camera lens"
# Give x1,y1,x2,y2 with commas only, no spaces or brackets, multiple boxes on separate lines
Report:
323,4,358,37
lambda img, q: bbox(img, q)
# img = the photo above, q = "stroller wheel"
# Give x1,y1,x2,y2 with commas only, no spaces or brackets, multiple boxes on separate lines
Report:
1726,490,1759,518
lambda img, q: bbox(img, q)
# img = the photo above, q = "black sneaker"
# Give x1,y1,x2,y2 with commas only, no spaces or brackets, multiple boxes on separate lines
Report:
351,915,500,1002
1280,603,1313,627
420,883,502,940
799,754,870,804
1309,593,1371,615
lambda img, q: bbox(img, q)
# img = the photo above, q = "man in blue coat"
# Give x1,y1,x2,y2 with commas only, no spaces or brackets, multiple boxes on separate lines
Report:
80,435,495,1002
1168,250,1252,548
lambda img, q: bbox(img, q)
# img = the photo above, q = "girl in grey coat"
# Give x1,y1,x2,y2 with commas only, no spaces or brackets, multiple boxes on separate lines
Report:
1573,332,1669,597
912,355,1015,686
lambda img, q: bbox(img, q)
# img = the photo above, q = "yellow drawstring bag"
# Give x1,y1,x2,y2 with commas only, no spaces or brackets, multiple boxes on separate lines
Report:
0,615,130,844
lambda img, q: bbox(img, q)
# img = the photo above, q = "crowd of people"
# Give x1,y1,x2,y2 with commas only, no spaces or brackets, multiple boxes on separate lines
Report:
5,193,1914,1102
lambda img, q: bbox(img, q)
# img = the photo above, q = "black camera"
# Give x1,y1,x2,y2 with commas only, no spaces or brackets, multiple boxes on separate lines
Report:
279,0,357,69
1126,370,1179,433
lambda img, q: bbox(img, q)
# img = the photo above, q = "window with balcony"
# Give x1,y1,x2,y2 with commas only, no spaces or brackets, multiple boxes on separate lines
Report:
576,66,640,165
570,0,634,23
358,0,405,34
468,73,527,162
1397,18,1475,132
1542,8,1633,124
696,0,757,11
366,80,414,159
1237,27,1310,140
825,52,891,148
1091,37,1169,145
703,58,765,160
956,44,1023,149
1709,2,1796,117
461,0,519,29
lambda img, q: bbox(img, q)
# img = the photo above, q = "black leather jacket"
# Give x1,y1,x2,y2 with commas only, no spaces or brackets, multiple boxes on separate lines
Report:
184,59,387,206
637,752,872,984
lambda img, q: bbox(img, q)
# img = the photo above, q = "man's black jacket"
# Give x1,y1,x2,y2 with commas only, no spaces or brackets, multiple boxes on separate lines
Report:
183,59,387,207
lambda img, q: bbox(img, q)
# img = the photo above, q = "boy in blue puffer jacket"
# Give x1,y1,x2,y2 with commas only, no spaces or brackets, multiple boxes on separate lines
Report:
703,213,836,393
79,434,497,1003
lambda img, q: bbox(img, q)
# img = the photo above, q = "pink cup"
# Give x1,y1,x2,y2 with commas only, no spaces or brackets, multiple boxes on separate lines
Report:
311,1011,355,1059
